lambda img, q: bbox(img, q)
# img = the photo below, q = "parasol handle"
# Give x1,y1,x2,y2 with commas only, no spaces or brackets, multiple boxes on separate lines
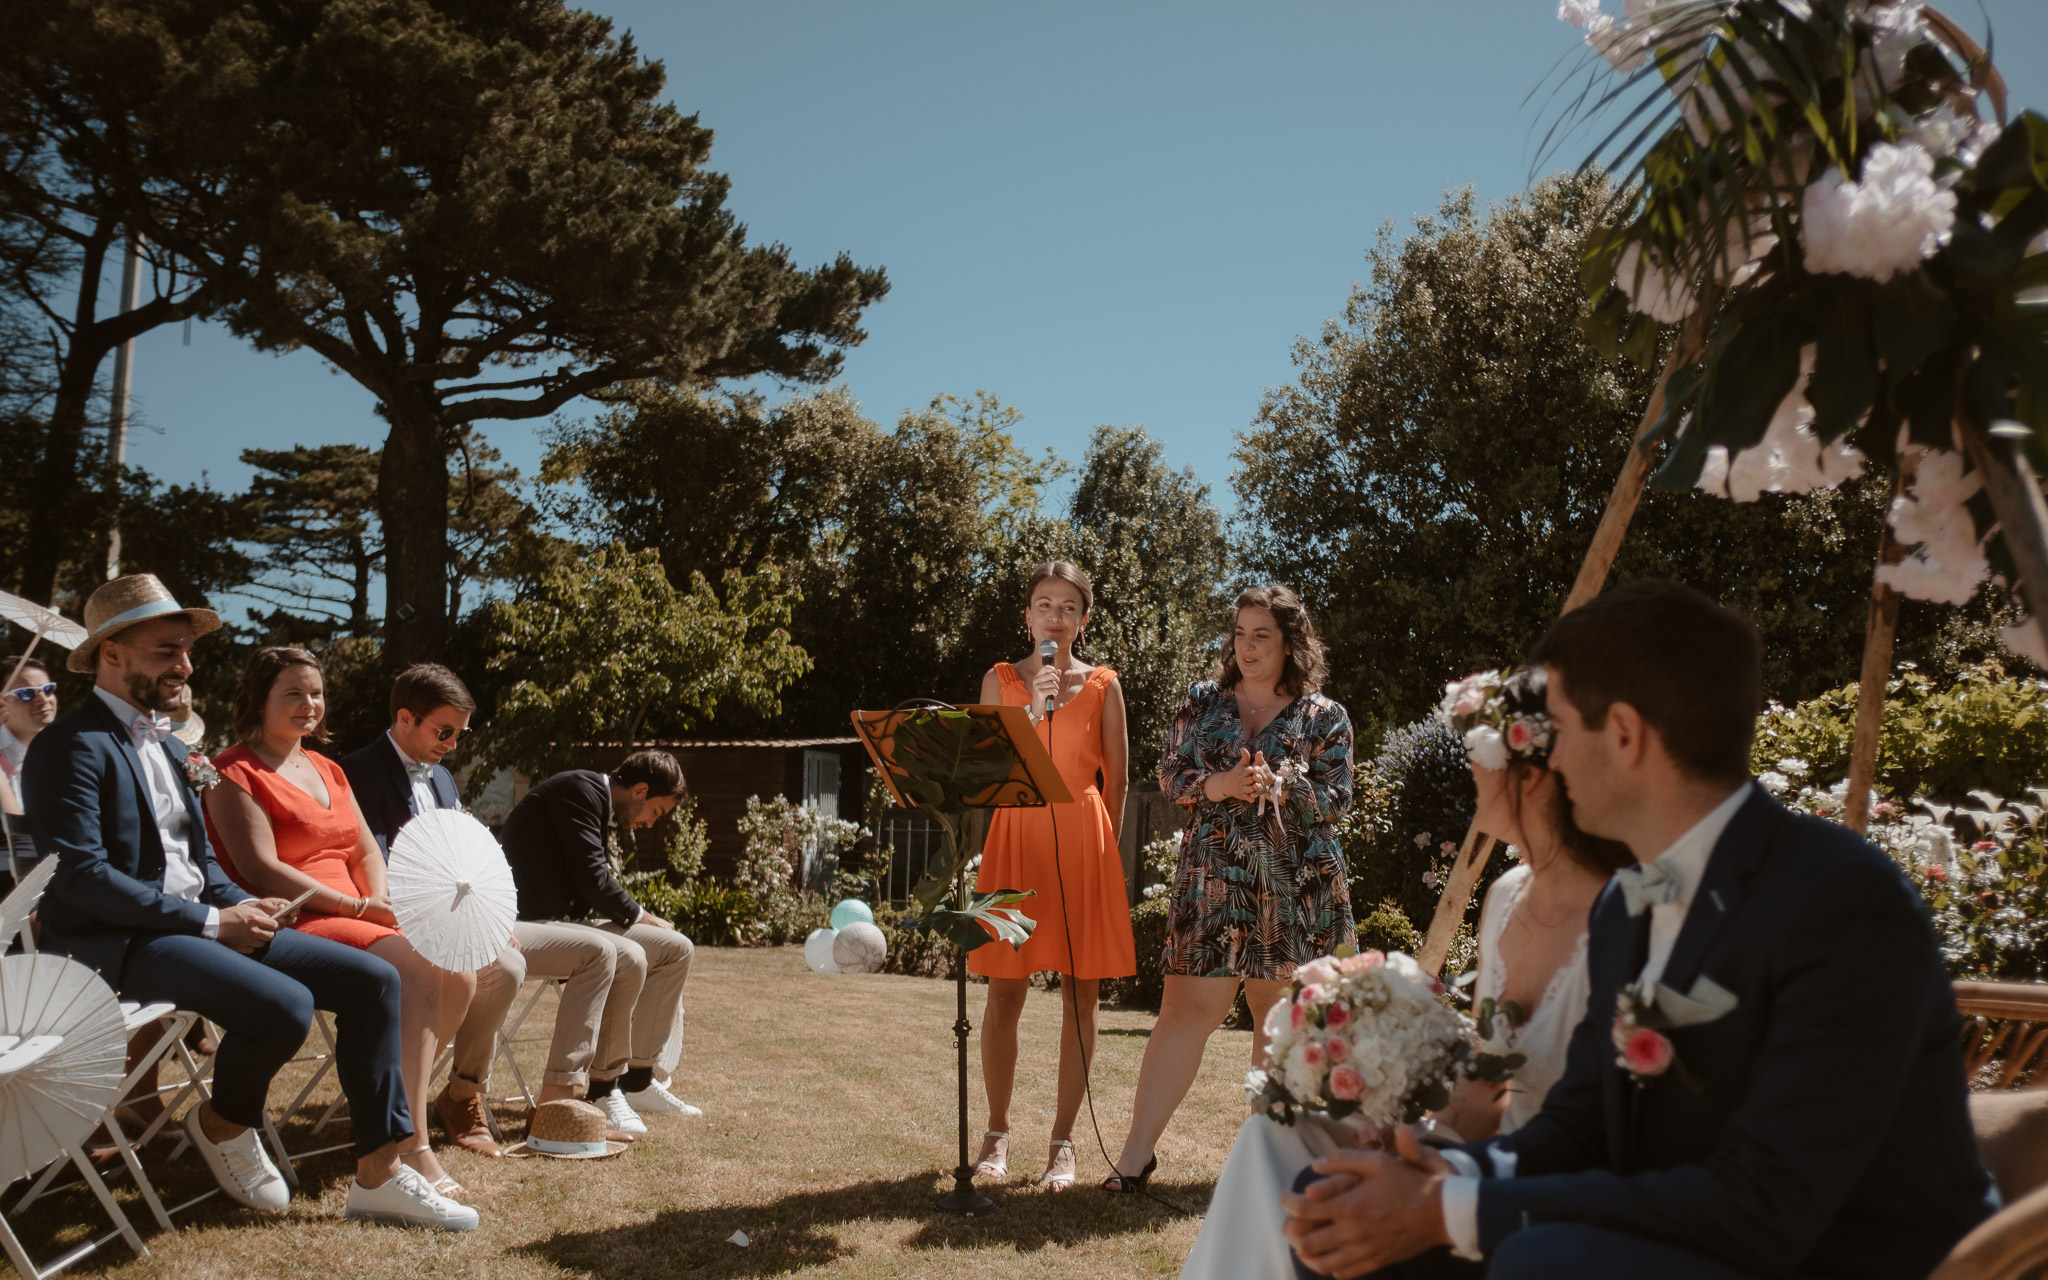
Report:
451,881,473,908
4,636,39,694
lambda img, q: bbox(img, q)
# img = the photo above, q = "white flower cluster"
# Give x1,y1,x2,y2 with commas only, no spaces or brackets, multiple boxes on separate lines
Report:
1248,950,1473,1130
1802,141,1958,283
1874,448,1988,606
1694,346,1868,502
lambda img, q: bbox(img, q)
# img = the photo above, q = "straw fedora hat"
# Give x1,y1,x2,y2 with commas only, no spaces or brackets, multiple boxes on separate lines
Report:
67,575,221,674
505,1099,629,1160
165,687,207,748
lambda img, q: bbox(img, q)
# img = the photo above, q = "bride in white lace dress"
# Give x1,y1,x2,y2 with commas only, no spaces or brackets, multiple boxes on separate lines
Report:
1176,668,1633,1280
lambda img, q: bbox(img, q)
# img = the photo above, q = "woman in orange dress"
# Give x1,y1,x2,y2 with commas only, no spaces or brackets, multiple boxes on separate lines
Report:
203,647,480,1200
969,560,1137,1192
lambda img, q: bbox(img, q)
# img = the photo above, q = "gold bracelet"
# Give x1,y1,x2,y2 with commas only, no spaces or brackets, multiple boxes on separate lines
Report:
352,896,366,918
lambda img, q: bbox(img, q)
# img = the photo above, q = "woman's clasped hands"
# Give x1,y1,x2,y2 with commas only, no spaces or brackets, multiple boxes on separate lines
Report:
1204,748,1282,807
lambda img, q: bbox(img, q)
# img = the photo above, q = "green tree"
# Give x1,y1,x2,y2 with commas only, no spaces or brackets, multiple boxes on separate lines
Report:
65,0,887,667
0,3,215,602
476,544,809,780
1234,176,2011,742
238,444,384,636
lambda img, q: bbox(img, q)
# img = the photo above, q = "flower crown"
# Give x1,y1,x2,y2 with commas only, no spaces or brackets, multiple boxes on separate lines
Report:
1438,668,1554,772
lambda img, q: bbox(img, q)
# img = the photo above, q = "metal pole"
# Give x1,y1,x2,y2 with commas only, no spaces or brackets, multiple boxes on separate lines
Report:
104,233,143,581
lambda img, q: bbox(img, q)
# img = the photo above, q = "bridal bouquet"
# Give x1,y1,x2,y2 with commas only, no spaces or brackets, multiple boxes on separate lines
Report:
1247,950,1521,1130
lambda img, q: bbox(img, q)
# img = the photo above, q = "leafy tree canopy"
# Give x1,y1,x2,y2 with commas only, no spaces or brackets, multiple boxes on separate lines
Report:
475,543,810,780
1233,174,2016,744
19,0,887,664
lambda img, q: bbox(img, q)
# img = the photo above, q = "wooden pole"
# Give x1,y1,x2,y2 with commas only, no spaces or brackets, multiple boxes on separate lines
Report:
1417,314,1704,977
1842,459,1915,834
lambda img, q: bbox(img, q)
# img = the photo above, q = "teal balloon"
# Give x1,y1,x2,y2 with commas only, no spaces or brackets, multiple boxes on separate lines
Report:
830,898,875,930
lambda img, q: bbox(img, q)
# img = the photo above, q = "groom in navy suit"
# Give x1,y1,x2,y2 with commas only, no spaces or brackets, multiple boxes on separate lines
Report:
1282,579,1994,1279
25,575,470,1230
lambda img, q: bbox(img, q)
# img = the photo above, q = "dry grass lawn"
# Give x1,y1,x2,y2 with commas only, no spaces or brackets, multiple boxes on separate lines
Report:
14,946,1258,1278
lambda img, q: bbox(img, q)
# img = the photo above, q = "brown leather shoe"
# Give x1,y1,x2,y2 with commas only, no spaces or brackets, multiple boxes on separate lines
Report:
433,1087,504,1158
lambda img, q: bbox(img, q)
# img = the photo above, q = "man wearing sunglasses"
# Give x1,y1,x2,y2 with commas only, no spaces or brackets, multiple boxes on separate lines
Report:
0,655,58,790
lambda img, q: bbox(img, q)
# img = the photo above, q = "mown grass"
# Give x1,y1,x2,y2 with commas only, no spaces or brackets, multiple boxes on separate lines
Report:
12,946,1256,1278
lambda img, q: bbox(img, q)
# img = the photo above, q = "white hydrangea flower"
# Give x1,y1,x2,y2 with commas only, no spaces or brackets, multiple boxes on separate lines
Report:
1860,1,1928,89
1694,346,1866,501
1801,142,1957,282
1758,771,1791,795
1464,726,1508,772
1874,449,1989,606
2001,619,2048,670
1615,240,1695,324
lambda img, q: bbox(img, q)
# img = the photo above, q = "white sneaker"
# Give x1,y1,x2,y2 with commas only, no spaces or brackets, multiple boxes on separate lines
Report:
624,1080,702,1117
345,1164,480,1232
185,1108,289,1216
595,1090,648,1134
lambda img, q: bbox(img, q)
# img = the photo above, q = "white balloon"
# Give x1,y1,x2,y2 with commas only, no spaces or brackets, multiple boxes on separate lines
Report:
803,928,841,974
832,921,887,974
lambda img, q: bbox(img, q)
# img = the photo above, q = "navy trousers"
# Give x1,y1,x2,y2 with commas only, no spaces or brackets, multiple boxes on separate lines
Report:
1287,1168,1759,1280
118,928,413,1157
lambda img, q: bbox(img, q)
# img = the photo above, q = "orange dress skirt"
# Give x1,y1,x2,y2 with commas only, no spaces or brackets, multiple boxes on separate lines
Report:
207,746,400,950
967,664,1137,980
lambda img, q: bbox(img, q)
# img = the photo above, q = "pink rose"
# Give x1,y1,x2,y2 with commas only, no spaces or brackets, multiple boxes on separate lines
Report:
1291,1004,1305,1030
1621,1026,1673,1076
1325,1004,1351,1029
1505,718,1534,752
1328,1066,1364,1100
1337,949,1385,975
1974,840,1999,852
1304,1044,1324,1068
1325,1038,1348,1061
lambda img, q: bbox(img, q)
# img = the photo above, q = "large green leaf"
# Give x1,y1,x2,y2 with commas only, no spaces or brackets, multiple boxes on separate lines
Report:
904,889,1038,954
1808,278,1877,445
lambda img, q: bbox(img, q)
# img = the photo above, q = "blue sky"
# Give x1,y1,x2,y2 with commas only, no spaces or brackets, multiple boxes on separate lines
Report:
119,0,2048,518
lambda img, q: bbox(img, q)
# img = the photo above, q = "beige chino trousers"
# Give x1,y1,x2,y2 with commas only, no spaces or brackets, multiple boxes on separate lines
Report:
447,918,693,1089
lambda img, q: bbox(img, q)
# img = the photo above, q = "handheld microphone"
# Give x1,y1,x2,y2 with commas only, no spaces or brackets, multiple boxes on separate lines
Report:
1038,638,1058,716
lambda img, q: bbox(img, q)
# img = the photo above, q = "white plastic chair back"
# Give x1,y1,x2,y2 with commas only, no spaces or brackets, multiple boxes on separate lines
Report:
0,856,56,954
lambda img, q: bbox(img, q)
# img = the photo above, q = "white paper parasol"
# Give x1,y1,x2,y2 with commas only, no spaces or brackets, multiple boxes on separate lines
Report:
0,590,88,689
0,952,127,1183
387,809,519,972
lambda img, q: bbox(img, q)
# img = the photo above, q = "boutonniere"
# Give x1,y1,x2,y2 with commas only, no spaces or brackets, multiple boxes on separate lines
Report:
1256,757,1309,816
183,753,222,793
1612,975,1738,1094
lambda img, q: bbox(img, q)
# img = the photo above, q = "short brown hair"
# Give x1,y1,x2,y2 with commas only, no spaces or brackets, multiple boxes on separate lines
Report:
2,656,50,687
231,646,330,745
391,663,475,723
1026,560,1093,615
615,749,685,799
1215,584,1327,696
1530,578,1761,787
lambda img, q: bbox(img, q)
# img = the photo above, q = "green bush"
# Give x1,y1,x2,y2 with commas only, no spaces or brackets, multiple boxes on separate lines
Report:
1355,899,1422,954
1342,715,1485,933
875,902,960,979
1753,662,2048,802
1102,896,1171,1009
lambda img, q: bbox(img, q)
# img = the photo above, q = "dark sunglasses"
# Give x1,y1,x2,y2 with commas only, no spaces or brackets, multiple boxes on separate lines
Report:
419,721,463,743
5,684,55,703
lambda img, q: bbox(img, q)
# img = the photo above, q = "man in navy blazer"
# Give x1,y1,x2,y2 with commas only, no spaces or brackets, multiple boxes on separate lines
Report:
340,663,526,1158
1281,580,1993,1279
340,663,466,860
26,575,472,1231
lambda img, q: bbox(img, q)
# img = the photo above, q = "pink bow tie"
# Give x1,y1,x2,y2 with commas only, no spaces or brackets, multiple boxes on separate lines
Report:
129,715,173,747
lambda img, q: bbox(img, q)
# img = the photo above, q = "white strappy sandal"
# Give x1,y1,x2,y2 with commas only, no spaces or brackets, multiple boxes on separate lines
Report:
973,1130,1010,1179
1038,1138,1076,1192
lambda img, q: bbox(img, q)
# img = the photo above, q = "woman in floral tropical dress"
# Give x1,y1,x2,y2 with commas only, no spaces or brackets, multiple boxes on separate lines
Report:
1104,583,1354,1192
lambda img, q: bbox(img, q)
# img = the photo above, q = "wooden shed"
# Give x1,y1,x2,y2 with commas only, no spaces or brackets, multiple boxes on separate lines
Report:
576,736,871,882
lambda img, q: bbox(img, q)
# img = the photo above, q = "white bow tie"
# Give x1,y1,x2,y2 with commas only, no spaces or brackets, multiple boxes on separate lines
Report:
129,714,174,748
406,762,435,785
1617,859,1684,916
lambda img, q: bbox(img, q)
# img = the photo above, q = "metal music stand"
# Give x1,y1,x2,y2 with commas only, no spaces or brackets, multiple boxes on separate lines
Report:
851,701,1071,1216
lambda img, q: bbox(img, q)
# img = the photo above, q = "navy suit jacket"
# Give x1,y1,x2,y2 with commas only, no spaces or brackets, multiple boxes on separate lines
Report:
23,695,251,983
1453,787,1993,1278
500,770,642,927
340,733,459,859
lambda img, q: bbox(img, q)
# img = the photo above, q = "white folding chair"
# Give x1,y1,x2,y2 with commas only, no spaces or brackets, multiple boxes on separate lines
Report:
0,855,56,952
488,975,567,1112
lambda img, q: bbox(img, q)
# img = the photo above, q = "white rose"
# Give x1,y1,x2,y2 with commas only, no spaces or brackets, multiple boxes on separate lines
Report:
1464,726,1508,772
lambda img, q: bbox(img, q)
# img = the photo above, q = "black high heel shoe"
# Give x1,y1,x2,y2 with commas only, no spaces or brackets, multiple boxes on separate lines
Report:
1101,1154,1157,1194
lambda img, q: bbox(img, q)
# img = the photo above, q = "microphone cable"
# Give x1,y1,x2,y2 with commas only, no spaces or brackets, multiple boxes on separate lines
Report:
1041,692,1196,1217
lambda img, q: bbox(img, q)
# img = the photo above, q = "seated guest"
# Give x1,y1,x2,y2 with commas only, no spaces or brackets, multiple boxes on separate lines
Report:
342,663,535,1158
1279,581,1992,1280
203,645,484,1205
24,574,473,1229
501,751,701,1134
2,655,58,858
1,652,58,786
